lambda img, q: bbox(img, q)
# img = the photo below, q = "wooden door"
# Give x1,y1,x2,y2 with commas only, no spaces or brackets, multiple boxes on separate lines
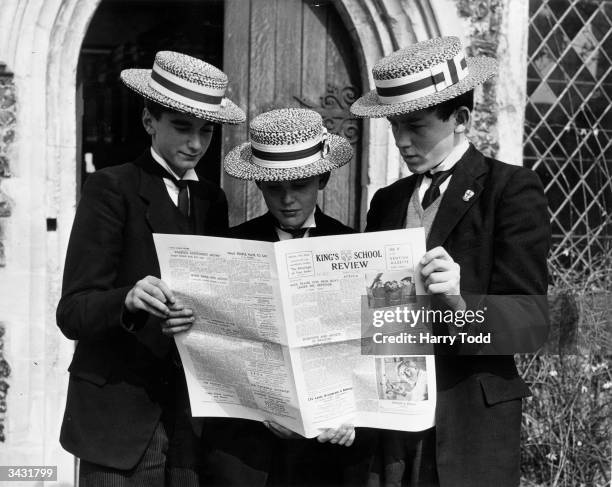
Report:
78,0,224,185
222,0,364,229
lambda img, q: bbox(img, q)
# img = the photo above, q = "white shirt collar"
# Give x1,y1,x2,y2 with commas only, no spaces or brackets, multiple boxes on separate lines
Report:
429,139,470,174
302,209,317,229
150,147,199,182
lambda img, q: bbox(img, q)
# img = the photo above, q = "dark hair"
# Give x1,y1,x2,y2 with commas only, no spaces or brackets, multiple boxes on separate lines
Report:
143,99,179,120
425,89,474,121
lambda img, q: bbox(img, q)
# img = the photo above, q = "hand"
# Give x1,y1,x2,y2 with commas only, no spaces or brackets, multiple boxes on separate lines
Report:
264,421,303,439
161,301,195,336
420,247,464,310
125,276,175,319
316,423,355,447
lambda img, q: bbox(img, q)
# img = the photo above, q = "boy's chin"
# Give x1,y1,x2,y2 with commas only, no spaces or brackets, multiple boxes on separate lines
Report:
276,217,306,230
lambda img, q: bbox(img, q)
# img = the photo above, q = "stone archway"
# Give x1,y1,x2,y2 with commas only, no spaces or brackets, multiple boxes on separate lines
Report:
0,0,102,482
335,0,443,226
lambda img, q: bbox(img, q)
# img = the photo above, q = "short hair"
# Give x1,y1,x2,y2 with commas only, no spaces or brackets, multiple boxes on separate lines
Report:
425,89,474,121
143,99,179,120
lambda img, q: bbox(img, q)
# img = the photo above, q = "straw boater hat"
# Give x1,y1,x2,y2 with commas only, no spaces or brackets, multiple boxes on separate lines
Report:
350,36,497,118
224,108,352,181
120,51,246,124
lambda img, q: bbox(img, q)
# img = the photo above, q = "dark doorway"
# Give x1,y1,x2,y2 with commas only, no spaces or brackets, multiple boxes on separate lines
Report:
77,0,224,186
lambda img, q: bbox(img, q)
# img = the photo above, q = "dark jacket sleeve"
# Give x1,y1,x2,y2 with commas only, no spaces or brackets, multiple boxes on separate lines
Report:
56,170,132,342
478,167,551,354
490,167,550,295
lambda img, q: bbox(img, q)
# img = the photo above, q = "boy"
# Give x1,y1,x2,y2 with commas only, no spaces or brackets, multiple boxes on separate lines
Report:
56,51,245,486
203,108,373,487
351,37,550,486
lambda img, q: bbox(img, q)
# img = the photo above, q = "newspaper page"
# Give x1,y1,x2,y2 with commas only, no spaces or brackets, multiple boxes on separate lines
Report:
154,229,436,437
273,229,436,436
153,235,305,434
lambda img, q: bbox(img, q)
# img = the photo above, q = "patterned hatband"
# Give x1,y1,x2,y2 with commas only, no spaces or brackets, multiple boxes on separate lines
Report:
351,36,497,118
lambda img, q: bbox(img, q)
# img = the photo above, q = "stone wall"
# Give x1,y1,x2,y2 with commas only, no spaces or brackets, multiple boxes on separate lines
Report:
0,62,14,442
456,0,502,158
0,63,14,260
430,0,529,166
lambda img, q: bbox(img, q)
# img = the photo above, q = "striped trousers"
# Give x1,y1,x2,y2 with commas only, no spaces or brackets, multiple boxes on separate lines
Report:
78,421,199,487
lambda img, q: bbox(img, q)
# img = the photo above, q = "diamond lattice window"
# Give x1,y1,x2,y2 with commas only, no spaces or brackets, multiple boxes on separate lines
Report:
525,0,612,285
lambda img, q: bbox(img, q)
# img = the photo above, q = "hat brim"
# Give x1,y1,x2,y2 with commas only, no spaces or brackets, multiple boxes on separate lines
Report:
224,134,353,181
350,57,497,118
120,69,246,125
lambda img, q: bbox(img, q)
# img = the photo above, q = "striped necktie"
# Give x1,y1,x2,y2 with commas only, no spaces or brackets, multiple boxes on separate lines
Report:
174,179,190,217
421,169,454,209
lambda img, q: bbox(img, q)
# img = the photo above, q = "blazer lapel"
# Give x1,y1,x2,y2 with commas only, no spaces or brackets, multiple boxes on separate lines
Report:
310,207,333,237
427,145,487,249
262,213,281,242
135,152,187,235
190,184,211,236
378,177,418,230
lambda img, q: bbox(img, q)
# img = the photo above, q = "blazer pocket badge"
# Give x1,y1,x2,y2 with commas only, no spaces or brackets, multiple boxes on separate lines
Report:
463,189,475,202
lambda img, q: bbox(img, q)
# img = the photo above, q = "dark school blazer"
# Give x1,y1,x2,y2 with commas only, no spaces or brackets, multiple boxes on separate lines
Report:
365,145,550,486
203,209,376,487
56,150,228,469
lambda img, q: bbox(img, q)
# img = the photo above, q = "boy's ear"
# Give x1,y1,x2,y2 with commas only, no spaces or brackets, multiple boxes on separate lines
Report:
318,172,331,190
454,106,471,134
142,108,155,136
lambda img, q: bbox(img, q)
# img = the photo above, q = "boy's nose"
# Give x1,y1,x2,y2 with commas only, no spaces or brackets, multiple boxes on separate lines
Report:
187,133,202,152
280,190,296,205
396,132,413,149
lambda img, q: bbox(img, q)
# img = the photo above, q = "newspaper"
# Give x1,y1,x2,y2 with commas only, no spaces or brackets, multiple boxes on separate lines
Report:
154,228,436,438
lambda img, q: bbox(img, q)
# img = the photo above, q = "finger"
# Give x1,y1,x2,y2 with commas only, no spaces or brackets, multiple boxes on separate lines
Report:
425,270,456,285
136,280,170,307
167,301,185,312
421,259,457,278
328,427,344,444
316,429,334,443
140,276,176,305
128,294,168,318
420,246,451,266
161,324,192,336
343,430,355,447
330,424,352,444
166,308,194,319
163,316,195,328
153,278,176,305
427,281,458,295
136,290,170,318
337,428,354,446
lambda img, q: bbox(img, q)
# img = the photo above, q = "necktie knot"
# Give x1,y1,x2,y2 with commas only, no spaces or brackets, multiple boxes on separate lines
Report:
175,179,190,189
426,169,452,186
283,227,311,239
422,168,454,209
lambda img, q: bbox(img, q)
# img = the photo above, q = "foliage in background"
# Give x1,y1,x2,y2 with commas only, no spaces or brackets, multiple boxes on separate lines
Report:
519,261,611,486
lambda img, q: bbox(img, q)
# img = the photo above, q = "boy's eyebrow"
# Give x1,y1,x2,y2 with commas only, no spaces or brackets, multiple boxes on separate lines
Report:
169,118,193,126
